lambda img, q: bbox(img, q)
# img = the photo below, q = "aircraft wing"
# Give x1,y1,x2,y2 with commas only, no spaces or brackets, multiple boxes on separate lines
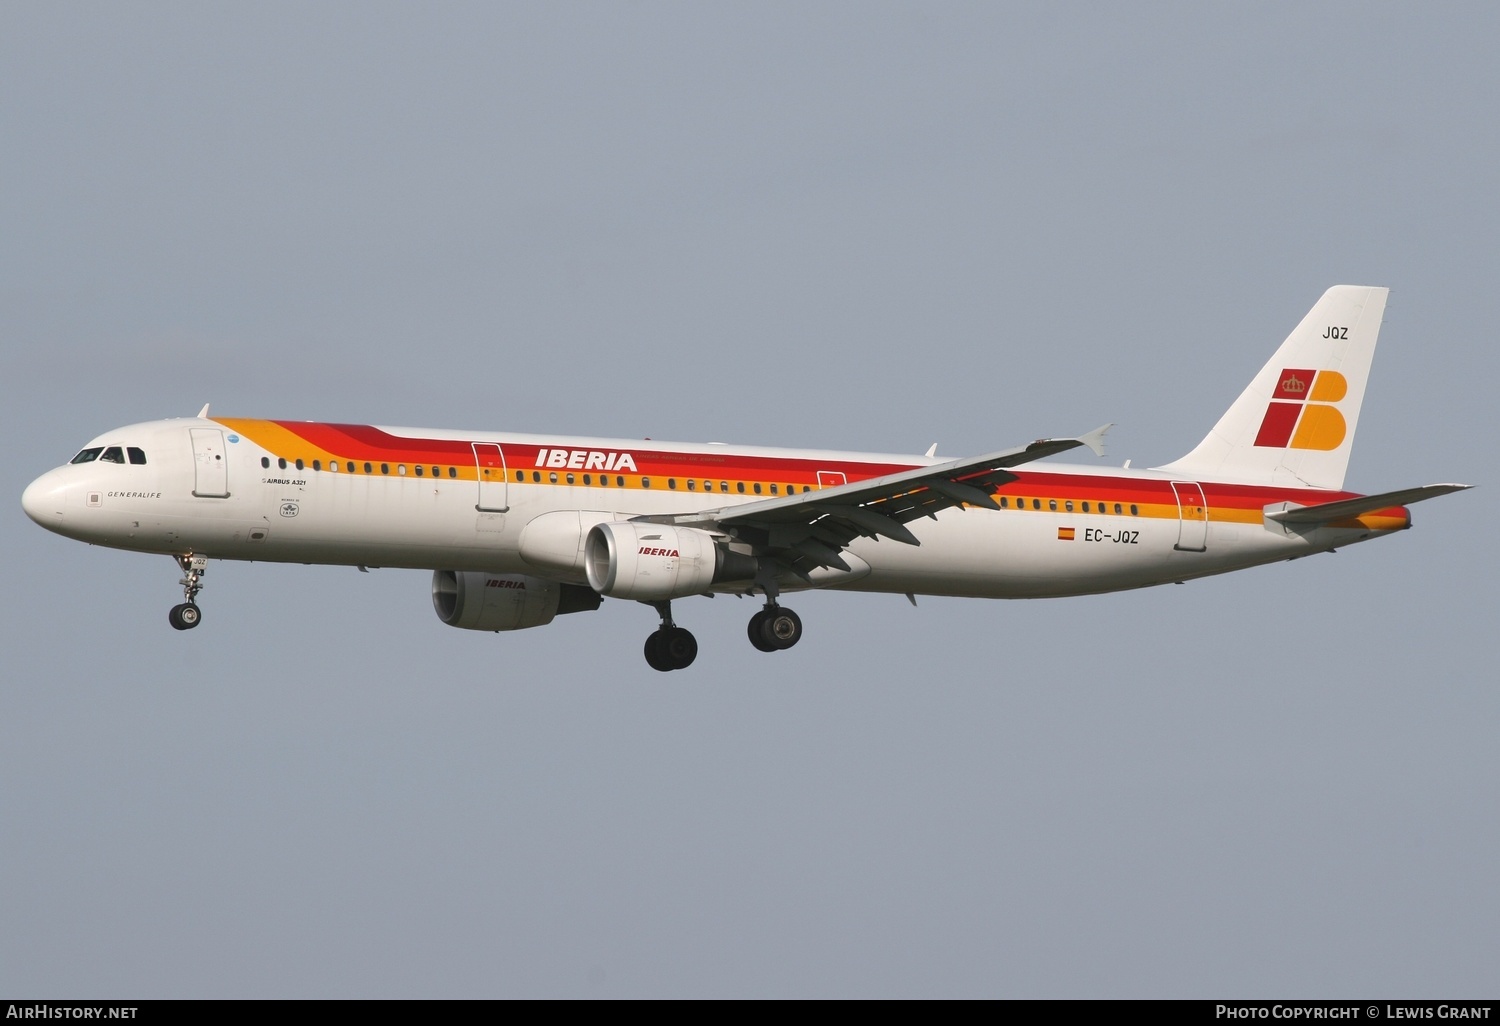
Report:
651,425,1111,576
1266,483,1471,525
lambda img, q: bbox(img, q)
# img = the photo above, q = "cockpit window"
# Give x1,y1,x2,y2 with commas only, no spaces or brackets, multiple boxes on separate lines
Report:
70,447,104,464
127,447,147,465
99,446,125,463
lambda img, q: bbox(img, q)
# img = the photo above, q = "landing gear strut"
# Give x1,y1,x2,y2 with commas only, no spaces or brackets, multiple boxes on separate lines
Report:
169,554,207,631
642,601,697,672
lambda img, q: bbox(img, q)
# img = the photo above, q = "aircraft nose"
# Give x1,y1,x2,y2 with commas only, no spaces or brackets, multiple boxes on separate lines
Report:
21,468,69,529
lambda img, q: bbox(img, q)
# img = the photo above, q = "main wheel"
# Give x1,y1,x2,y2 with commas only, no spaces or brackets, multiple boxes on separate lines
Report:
661,626,698,669
168,603,201,631
747,610,777,652
764,606,801,650
644,630,672,672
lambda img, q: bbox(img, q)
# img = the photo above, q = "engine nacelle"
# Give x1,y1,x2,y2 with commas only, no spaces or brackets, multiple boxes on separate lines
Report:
431,571,602,632
584,522,757,601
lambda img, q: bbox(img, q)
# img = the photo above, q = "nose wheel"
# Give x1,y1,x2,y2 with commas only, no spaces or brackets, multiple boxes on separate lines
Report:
169,554,207,631
748,604,802,652
169,603,201,630
642,601,697,671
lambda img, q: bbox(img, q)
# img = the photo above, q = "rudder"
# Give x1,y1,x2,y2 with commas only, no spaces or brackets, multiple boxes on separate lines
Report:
1155,285,1388,490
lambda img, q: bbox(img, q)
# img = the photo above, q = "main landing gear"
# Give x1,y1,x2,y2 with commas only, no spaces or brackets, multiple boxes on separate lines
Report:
643,601,698,672
747,575,802,653
636,591,803,670
748,604,802,652
168,554,207,631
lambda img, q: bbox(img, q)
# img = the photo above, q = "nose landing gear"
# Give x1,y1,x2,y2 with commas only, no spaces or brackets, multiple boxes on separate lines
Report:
642,601,698,671
169,554,207,631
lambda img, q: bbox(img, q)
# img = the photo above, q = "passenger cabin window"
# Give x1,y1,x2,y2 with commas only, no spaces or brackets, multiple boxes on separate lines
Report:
70,448,104,464
127,447,147,465
261,457,270,469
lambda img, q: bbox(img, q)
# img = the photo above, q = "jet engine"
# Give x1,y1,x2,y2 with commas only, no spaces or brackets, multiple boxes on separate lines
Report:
584,522,758,601
431,571,601,632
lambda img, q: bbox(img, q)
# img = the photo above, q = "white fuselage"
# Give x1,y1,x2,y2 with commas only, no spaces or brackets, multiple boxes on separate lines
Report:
21,417,1404,602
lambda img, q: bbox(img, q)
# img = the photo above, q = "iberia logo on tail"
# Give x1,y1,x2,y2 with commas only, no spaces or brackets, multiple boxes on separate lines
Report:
1253,368,1348,450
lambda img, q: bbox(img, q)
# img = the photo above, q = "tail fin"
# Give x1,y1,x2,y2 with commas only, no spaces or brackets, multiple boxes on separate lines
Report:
1155,285,1388,490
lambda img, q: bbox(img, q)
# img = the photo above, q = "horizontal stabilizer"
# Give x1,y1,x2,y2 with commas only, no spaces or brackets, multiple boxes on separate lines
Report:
1267,483,1471,525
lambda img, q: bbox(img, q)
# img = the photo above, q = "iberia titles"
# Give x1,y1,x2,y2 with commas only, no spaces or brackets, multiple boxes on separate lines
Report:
534,449,638,472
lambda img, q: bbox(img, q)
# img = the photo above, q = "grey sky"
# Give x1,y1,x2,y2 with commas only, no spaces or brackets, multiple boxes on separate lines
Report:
2,2,1495,997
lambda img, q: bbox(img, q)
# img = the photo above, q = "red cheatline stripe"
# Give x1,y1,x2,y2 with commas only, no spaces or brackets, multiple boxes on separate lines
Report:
227,420,1371,514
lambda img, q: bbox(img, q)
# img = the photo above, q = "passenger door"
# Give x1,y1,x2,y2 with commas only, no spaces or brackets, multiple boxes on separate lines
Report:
473,442,509,512
190,429,230,498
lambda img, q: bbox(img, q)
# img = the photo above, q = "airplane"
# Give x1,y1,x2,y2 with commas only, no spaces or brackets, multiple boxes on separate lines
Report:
21,285,1470,671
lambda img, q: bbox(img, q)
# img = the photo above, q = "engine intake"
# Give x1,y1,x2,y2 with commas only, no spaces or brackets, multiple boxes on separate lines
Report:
584,522,757,601
432,571,602,632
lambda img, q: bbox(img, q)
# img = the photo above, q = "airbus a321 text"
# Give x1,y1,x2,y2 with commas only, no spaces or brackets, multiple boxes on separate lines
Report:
22,286,1469,670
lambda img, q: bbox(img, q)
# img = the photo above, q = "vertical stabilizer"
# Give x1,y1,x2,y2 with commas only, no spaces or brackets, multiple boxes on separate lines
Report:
1154,285,1388,490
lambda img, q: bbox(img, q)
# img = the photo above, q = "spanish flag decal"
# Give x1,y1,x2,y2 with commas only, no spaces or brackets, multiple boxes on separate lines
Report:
1058,527,1076,540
